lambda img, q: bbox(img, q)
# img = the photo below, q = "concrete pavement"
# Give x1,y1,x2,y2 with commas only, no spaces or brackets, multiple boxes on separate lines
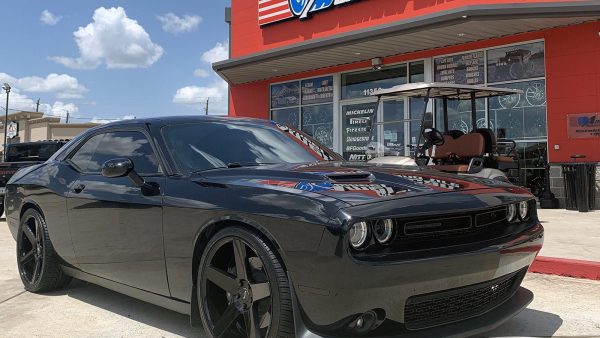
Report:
537,209,600,262
2,220,600,337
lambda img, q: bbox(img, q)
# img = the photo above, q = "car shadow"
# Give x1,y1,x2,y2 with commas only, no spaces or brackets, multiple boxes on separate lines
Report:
47,279,204,338
480,308,563,337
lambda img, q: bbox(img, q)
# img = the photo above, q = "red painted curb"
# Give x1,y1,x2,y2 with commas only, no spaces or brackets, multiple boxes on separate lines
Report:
529,256,600,280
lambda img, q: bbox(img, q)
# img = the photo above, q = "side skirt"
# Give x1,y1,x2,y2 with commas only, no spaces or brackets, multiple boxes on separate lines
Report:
61,265,191,315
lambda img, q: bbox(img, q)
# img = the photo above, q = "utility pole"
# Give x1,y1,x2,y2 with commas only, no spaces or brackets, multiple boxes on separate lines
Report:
66,111,70,124
205,98,209,115
36,99,40,112
2,83,11,162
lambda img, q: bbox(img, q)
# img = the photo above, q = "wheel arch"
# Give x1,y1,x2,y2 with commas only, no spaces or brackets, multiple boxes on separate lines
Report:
20,199,45,220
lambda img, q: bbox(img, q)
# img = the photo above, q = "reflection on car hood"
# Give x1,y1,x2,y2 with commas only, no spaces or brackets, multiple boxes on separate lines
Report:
196,162,528,206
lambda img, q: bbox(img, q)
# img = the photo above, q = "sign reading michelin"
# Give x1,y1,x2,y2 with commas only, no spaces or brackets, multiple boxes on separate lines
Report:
259,0,362,26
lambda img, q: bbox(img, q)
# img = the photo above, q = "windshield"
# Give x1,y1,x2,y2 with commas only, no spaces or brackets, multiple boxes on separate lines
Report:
162,121,341,173
5,143,64,162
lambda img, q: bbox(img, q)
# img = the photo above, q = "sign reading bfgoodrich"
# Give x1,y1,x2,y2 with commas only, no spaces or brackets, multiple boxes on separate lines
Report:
567,113,600,139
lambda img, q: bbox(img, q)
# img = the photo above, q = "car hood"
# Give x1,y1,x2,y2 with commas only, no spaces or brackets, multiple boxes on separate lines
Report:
195,162,527,206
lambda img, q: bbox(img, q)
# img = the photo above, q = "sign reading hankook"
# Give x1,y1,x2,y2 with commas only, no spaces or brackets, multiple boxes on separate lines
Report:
259,0,363,26
567,113,600,139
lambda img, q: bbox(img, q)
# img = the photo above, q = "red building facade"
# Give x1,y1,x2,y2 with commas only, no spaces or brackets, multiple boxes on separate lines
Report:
215,0,600,205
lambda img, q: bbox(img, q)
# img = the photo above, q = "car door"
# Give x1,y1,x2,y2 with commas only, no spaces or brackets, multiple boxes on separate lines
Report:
65,128,169,296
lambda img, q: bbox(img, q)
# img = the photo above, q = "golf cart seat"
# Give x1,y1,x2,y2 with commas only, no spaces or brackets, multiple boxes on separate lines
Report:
430,133,485,173
475,128,517,168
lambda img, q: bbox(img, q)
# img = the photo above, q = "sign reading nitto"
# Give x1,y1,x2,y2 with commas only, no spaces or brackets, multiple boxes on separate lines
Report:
259,0,363,26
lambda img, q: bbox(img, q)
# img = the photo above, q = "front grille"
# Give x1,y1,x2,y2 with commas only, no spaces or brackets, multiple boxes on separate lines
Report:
404,268,527,330
388,206,520,252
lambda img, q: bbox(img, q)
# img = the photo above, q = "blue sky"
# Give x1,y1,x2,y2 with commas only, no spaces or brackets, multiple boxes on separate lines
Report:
0,1,231,123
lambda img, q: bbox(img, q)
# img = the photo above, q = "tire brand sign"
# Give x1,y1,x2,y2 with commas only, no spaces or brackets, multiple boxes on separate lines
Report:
567,113,600,139
259,0,363,26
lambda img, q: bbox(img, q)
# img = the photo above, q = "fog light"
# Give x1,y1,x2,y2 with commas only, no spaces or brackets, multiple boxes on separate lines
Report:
350,310,378,334
506,204,517,222
518,201,529,220
349,221,369,249
373,219,395,244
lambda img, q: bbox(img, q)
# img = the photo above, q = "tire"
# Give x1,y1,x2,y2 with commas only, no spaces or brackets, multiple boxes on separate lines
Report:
198,226,294,338
16,208,71,293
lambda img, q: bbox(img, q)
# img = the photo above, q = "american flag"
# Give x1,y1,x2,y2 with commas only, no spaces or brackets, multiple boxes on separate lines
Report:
258,0,294,26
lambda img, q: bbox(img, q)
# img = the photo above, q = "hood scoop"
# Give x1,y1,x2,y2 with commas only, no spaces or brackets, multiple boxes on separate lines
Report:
324,171,374,182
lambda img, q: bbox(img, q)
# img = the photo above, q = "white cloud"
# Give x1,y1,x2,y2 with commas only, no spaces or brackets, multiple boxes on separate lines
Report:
201,41,229,64
50,7,163,69
173,79,228,115
49,101,79,118
40,10,61,26
193,69,210,78
157,13,201,34
0,73,87,99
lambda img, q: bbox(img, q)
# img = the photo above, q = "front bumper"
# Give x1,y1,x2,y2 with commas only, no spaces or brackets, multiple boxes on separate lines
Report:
289,223,543,337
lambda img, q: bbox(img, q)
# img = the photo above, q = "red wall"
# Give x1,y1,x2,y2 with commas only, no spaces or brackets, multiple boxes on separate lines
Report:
545,21,600,163
231,0,580,58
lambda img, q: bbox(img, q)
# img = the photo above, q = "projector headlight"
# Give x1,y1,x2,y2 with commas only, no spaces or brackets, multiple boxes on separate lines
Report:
518,201,530,221
506,204,517,222
349,221,370,249
373,219,395,244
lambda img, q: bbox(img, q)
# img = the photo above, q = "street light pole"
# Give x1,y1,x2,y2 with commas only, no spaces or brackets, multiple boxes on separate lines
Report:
2,83,11,162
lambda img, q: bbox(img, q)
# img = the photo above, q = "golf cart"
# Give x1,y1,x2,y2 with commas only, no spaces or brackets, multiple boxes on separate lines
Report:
366,82,522,181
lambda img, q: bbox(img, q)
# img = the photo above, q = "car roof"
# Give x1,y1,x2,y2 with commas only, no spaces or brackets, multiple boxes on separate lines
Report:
371,82,523,99
96,115,269,128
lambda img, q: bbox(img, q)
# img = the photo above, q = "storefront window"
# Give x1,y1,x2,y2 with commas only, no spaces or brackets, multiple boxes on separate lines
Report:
409,61,425,83
270,76,334,148
434,51,484,85
271,81,300,109
341,64,408,99
488,80,547,140
302,105,334,148
487,41,545,83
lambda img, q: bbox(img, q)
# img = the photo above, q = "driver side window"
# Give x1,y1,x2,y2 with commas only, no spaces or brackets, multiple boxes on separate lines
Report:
70,131,162,175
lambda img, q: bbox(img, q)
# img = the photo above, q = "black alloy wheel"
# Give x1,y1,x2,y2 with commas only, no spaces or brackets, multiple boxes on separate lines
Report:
17,209,71,292
198,227,294,338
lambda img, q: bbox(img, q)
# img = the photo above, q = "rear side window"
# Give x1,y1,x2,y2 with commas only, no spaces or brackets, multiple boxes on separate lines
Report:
70,131,162,175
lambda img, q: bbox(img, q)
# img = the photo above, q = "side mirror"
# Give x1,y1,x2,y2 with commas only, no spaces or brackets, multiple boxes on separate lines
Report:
102,158,133,178
102,158,150,191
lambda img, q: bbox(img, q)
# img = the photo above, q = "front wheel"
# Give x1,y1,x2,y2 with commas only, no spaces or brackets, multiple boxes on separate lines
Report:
16,209,71,292
198,227,294,338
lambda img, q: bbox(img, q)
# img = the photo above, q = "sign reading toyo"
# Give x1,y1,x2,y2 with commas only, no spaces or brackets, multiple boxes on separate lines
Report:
259,0,362,26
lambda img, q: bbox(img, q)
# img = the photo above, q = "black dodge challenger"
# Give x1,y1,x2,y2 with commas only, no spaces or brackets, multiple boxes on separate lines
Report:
5,116,543,338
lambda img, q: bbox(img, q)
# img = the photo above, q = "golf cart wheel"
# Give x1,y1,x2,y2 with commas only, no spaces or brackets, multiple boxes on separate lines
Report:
198,226,294,338
16,208,71,292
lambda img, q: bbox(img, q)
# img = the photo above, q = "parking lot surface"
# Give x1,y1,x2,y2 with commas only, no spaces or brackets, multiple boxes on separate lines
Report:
2,220,600,337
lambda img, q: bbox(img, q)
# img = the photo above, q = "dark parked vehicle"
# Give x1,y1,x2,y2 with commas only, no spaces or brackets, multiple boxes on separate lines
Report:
0,140,68,216
5,116,543,337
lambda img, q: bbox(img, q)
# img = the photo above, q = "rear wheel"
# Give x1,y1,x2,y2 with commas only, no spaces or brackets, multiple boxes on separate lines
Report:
198,227,294,338
16,209,71,292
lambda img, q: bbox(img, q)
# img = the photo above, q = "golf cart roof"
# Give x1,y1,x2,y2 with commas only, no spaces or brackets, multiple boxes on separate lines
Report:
372,82,523,99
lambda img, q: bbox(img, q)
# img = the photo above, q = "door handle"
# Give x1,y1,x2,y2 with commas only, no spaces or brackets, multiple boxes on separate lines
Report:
72,184,85,193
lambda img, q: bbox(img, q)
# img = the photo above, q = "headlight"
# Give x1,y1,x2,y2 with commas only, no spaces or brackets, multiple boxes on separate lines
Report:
518,201,529,220
506,204,517,222
373,219,395,244
349,221,369,249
